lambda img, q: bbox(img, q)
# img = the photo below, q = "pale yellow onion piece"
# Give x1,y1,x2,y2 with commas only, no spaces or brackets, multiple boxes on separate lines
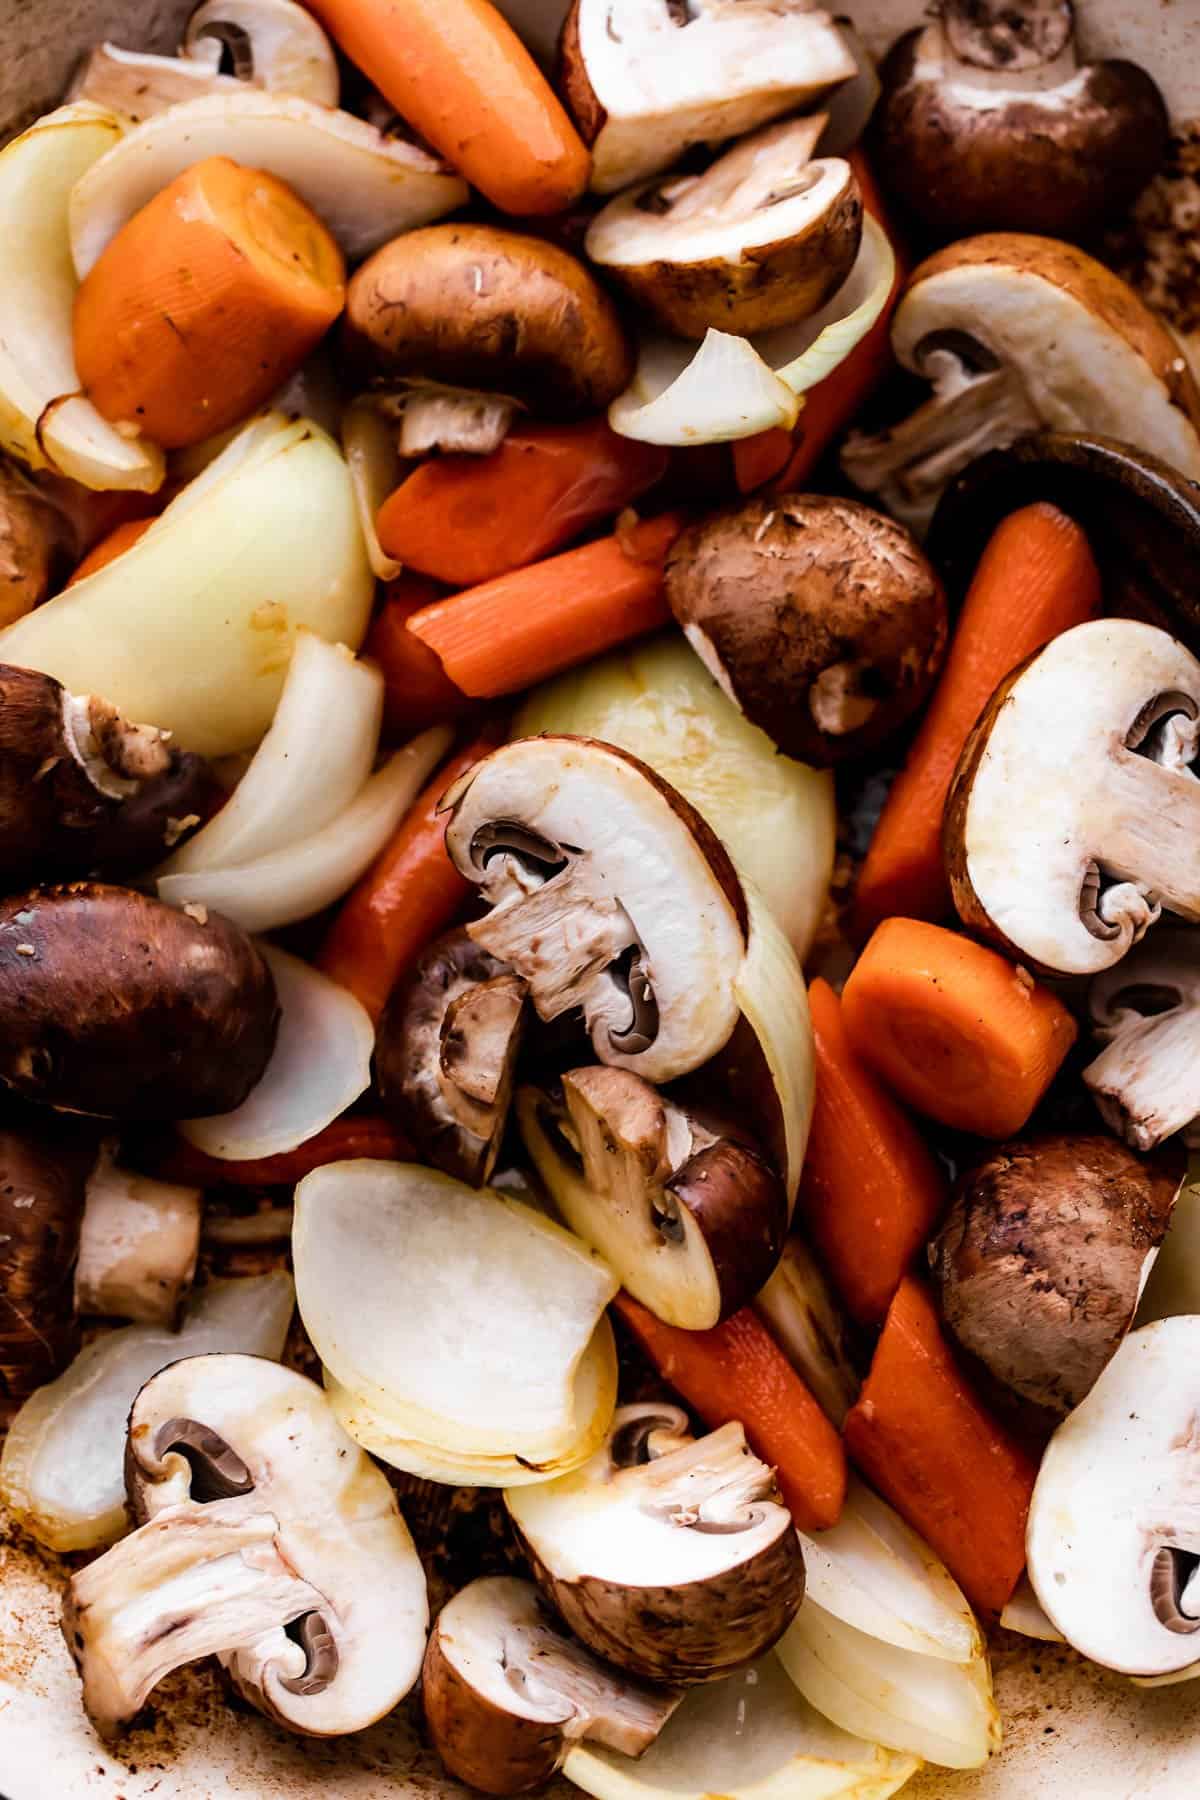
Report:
343,398,405,581
180,945,373,1160
70,89,468,276
293,1160,618,1461
0,102,163,492
734,882,814,1214
564,1651,920,1800
157,406,305,515
157,725,451,931
515,634,835,962
0,415,373,754
0,1273,294,1552
777,1600,1000,1771
755,1239,860,1429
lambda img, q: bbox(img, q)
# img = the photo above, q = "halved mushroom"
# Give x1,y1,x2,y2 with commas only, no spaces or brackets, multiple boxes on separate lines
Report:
506,1402,804,1685
1084,930,1200,1150
62,1352,428,1736
517,1066,785,1330
557,0,857,195
945,619,1200,976
0,1124,94,1418
842,235,1200,532
0,460,70,624
183,0,340,105
376,928,528,1186
1026,1315,1200,1677
441,736,747,1085
70,44,248,122
872,0,1168,242
585,116,862,339
423,1577,681,1795
74,1146,202,1327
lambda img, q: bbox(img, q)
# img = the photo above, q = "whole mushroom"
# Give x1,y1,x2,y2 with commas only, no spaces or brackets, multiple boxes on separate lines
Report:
1084,930,1200,1151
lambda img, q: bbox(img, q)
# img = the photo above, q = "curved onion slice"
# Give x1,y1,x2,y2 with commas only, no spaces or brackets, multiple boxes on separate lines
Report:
734,884,814,1213
610,215,895,446
180,945,373,1161
293,1160,618,1461
0,103,163,492
755,1240,860,1429
70,90,468,276
0,412,373,754
1000,1574,1065,1645
0,1273,293,1552
343,398,405,581
158,725,451,931
161,633,383,875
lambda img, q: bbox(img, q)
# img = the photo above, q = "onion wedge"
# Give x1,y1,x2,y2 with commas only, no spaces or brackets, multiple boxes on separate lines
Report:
343,398,405,582
734,884,815,1214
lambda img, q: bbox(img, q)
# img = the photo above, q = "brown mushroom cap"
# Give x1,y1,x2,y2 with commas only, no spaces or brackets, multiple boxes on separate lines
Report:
664,495,947,766
928,1133,1184,1416
0,463,66,626
0,1124,96,1419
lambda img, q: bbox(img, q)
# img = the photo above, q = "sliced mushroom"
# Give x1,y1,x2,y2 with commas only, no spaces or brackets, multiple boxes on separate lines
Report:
1026,1315,1200,1676
183,0,340,105
664,496,946,765
441,736,747,1085
873,0,1167,242
0,1124,95,1418
423,1576,681,1795
0,460,70,625
62,1352,428,1737
557,0,857,194
928,1133,1183,1417
376,928,528,1186
841,235,1200,533
74,1146,202,1327
506,1402,804,1685
70,43,247,122
585,116,862,339
1084,930,1200,1150
0,884,279,1118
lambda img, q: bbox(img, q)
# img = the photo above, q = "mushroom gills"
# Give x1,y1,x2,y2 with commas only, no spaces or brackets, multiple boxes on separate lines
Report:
1085,930,1200,1150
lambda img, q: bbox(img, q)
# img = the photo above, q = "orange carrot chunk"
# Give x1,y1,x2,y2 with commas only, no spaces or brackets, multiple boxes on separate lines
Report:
844,1275,1037,1617
841,918,1077,1140
66,517,155,586
366,574,476,739
155,1116,415,1189
615,1292,847,1532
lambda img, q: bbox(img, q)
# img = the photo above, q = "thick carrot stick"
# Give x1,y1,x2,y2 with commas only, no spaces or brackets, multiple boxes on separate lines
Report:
74,157,345,449
405,512,683,698
318,724,504,1021
801,979,948,1325
306,0,589,215
366,574,475,738
377,421,668,587
615,1293,847,1531
841,918,1077,1140
154,1117,414,1188
854,503,1102,936
66,517,154,586
843,1276,1037,1617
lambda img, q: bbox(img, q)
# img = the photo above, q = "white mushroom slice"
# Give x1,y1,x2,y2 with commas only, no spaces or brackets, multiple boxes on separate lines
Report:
945,618,1200,976
75,1149,202,1327
69,91,468,277
1027,1315,1200,1678
442,736,747,1085
1084,929,1200,1149
183,0,340,105
71,45,246,123
560,0,857,194
62,1353,428,1737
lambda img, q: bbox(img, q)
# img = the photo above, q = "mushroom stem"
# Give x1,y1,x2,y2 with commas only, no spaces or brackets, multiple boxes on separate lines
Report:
74,1151,202,1327
398,389,517,458
1094,751,1200,923
469,865,639,1024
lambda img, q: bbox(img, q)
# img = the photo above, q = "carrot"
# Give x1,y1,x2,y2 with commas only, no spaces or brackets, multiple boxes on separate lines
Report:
366,574,475,739
801,979,948,1325
841,918,1077,1140
843,1276,1037,1616
318,723,504,1021
305,0,589,216
376,421,668,587
74,157,345,450
154,1116,415,1189
65,517,154,586
854,503,1102,935
405,512,683,699
615,1293,846,1531
732,426,795,494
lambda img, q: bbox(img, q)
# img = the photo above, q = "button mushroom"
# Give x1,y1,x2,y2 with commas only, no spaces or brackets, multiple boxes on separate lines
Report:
423,1576,682,1796
0,1123,94,1418
62,1352,428,1737
74,1145,202,1327
664,496,947,765
928,1133,1183,1417
1084,930,1200,1151
376,928,528,1187
841,235,1200,533
0,884,279,1118
872,0,1167,242
557,0,857,194
517,1066,785,1330
585,116,862,339
441,736,748,1085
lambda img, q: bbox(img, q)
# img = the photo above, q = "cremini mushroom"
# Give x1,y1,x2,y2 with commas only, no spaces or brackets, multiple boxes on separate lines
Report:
63,1353,427,1737
506,1402,804,1684
517,1066,785,1330
441,736,748,1085
1084,930,1200,1151
842,235,1200,532
423,1576,682,1795
585,115,862,339
376,928,528,1187
944,619,1200,977
872,0,1167,242
557,0,857,194
183,0,340,105
928,1133,1183,1416
74,1146,202,1327
0,1124,94,1418
664,496,946,765
0,462,68,626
